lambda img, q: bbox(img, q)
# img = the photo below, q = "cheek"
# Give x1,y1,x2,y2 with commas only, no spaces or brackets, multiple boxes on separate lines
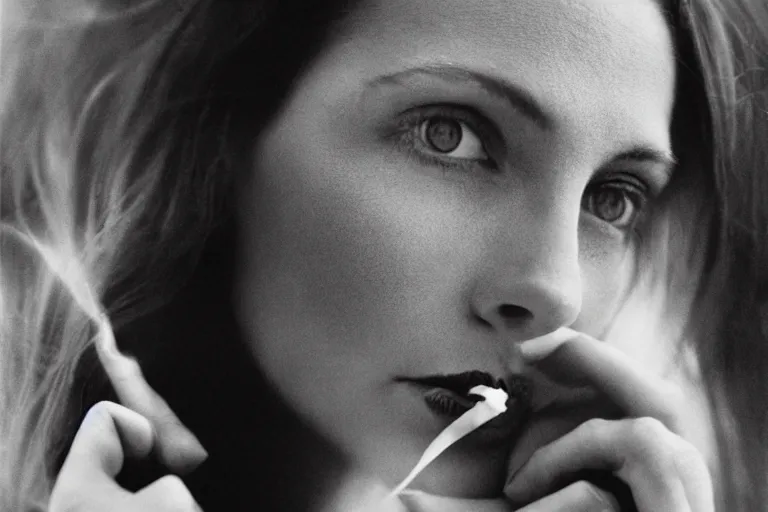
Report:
230,120,482,413
230,118,508,475
576,225,638,338
230,137,420,448
233,152,401,381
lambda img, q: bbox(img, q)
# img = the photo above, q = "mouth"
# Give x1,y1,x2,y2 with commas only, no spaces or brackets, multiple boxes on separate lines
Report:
397,370,533,422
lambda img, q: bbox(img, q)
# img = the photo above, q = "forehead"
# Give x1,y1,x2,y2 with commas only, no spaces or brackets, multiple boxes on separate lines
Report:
335,0,676,148
341,0,674,70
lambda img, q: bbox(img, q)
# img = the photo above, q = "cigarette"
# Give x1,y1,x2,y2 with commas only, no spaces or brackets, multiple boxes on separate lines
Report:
385,384,508,498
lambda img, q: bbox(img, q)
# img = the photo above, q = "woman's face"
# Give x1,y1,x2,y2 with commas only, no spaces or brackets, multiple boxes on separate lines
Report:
234,0,683,497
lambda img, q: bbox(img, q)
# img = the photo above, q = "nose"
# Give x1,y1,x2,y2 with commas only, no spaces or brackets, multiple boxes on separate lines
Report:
470,205,582,339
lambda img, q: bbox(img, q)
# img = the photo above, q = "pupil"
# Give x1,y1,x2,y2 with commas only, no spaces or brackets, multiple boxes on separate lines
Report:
425,118,462,153
595,189,626,221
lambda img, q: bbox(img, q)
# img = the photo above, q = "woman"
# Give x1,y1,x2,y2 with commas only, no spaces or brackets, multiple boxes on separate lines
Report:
1,0,767,510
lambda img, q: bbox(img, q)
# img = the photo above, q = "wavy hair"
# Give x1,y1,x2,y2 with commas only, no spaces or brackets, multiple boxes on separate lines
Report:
0,0,766,510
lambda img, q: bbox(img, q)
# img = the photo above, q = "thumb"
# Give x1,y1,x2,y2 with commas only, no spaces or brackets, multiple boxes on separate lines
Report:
50,401,153,512
63,401,154,480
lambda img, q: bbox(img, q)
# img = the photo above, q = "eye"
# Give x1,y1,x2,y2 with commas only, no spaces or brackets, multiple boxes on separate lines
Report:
384,105,501,174
419,117,488,161
582,180,648,229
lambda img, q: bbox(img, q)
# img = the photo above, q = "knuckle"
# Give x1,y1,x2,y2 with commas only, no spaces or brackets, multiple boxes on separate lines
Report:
79,401,116,445
82,401,124,439
627,416,668,445
624,417,679,472
85,400,131,429
87,400,116,420
577,416,611,440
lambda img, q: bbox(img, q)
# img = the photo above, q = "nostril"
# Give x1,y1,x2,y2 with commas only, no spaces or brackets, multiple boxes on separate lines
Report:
498,304,532,329
498,304,531,318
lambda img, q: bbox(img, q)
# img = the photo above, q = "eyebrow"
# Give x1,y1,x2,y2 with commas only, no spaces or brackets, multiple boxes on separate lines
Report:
612,147,678,178
368,64,677,174
368,64,555,131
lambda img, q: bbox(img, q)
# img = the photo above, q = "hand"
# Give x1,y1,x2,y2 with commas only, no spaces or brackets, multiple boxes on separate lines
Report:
394,330,715,512
395,482,621,511
94,337,208,474
50,401,204,512
502,330,715,512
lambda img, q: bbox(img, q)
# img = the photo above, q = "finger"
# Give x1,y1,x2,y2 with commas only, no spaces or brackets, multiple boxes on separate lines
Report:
515,480,621,512
505,397,622,483
522,330,683,432
98,344,208,474
50,401,151,511
505,417,708,512
62,401,154,479
132,474,204,512
398,490,513,512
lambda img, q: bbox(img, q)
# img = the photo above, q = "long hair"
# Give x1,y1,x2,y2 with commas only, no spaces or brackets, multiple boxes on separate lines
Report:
683,1,768,509
0,1,357,509
0,0,766,511
604,2,768,510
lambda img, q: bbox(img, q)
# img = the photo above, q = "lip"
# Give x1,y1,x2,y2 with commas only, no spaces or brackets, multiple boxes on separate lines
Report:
406,369,509,396
397,371,533,436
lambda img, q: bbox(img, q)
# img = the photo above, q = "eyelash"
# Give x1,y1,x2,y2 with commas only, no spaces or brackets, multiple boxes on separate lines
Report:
583,178,650,231
390,104,654,232
390,104,501,173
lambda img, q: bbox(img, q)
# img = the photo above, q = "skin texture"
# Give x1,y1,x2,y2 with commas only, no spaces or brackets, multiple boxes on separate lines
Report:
232,0,711,500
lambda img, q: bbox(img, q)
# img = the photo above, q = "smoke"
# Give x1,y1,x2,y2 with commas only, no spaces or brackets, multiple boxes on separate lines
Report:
0,1,186,508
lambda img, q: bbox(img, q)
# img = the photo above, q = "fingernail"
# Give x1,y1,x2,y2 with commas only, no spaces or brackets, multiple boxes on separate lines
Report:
171,431,209,473
518,327,577,363
179,430,209,466
155,422,209,474
172,414,209,460
149,393,209,472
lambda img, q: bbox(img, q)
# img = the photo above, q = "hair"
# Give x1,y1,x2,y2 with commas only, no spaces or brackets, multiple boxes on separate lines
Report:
0,0,766,511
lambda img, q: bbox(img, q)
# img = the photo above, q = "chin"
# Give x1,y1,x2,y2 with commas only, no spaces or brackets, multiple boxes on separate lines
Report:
413,450,509,498
383,436,513,498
